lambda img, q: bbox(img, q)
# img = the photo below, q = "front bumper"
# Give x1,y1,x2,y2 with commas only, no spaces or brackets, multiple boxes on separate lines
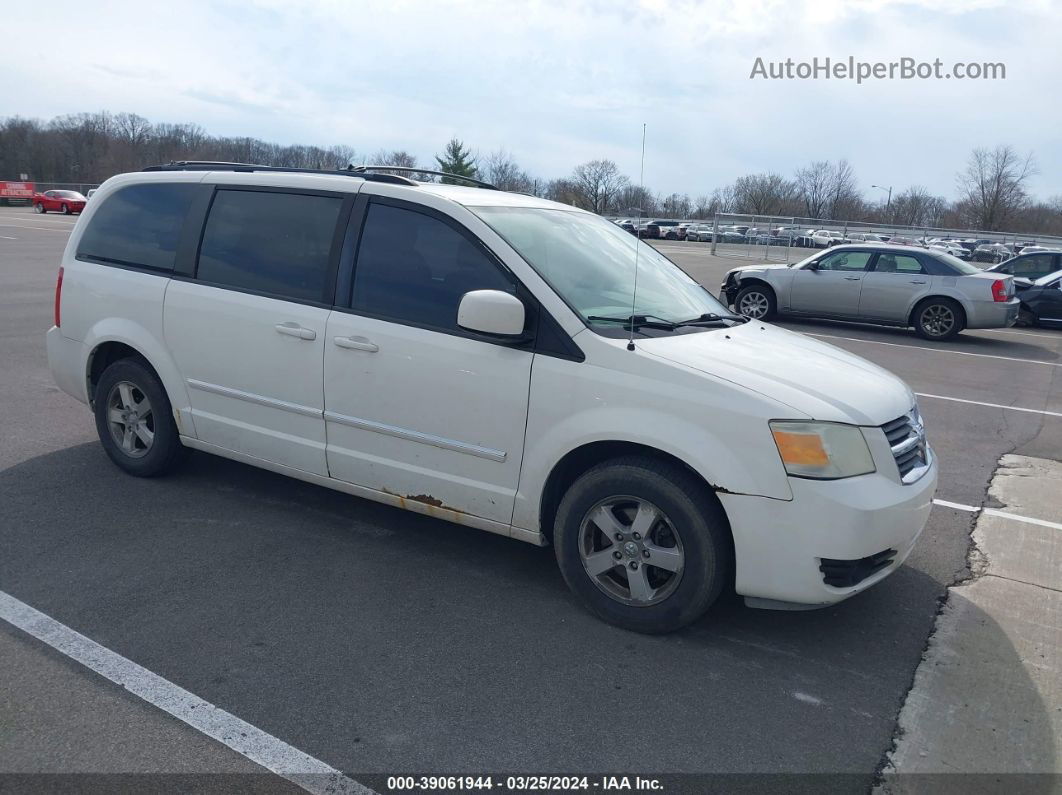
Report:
719,447,937,607
965,297,1020,329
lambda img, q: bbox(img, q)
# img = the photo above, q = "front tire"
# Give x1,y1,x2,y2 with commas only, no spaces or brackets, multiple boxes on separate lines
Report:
734,284,777,320
93,358,185,477
61,203,71,215
913,297,964,340
34,203,45,214
553,457,731,634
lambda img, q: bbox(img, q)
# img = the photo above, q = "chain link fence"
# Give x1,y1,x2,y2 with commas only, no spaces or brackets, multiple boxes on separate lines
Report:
697,213,1062,263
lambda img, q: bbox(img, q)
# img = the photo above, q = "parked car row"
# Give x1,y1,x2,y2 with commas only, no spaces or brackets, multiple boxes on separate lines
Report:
610,218,1062,265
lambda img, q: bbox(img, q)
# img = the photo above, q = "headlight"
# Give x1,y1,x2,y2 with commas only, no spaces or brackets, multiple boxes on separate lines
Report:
769,421,876,480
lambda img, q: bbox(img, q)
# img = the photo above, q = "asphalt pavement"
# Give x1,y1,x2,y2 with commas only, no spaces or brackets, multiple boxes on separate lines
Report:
1,213,1059,792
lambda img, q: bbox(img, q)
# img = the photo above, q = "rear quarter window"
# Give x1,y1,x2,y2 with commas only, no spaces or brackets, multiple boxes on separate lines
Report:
77,183,198,272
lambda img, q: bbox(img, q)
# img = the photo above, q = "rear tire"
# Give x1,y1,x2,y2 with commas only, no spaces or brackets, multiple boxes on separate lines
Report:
734,284,777,320
93,358,185,477
913,297,964,341
553,457,731,634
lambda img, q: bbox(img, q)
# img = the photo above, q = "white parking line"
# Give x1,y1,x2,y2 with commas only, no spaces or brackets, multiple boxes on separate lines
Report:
0,590,373,795
916,392,1062,418
932,500,1062,531
0,235,16,240
976,328,1061,340
0,222,74,233
806,331,1062,368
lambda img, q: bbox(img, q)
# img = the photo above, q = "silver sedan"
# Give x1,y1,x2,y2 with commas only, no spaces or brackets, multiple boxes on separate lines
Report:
720,244,1020,340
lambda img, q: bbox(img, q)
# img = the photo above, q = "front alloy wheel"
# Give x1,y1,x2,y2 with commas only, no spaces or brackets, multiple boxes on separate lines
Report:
734,284,776,320
578,497,684,606
553,457,730,633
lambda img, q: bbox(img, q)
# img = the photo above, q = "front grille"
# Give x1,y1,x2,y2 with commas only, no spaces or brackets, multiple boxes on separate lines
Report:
820,549,897,588
880,408,929,483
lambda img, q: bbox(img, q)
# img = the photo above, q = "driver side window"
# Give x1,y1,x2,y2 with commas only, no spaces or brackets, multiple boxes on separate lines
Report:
816,251,873,272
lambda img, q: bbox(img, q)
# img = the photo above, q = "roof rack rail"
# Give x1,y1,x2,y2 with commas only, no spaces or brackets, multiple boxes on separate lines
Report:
348,165,498,190
142,161,418,186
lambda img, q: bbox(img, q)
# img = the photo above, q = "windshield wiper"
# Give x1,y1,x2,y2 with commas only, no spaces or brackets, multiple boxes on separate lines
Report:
587,314,678,330
672,312,750,326
588,312,749,331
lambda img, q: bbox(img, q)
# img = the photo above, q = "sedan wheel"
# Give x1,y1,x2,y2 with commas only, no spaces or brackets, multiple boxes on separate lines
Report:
34,203,45,214
914,299,963,340
62,203,71,215
578,497,684,606
734,285,776,320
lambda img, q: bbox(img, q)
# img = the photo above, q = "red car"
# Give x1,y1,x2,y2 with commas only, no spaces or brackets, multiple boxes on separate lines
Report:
33,190,87,215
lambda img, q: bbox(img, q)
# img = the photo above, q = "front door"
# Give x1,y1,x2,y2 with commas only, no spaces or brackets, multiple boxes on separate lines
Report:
324,198,534,524
788,249,874,316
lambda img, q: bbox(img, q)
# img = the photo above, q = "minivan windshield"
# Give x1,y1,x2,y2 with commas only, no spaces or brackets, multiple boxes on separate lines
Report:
474,207,730,330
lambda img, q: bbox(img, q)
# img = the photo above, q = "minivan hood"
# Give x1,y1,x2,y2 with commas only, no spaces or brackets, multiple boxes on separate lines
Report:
639,322,914,425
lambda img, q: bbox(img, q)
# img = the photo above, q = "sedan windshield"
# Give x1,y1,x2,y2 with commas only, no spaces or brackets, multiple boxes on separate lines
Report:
473,207,729,329
55,191,86,200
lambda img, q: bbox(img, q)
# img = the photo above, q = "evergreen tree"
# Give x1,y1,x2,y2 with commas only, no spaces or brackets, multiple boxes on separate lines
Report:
434,138,477,183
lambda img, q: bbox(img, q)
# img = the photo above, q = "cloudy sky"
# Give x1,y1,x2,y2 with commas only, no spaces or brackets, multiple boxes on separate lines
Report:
7,0,1061,201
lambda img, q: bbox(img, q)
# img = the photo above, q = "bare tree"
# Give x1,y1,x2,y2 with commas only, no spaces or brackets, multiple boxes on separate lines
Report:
889,186,948,227
615,184,656,217
795,159,860,219
710,185,736,214
571,159,629,214
481,149,536,192
956,145,1036,230
732,173,798,215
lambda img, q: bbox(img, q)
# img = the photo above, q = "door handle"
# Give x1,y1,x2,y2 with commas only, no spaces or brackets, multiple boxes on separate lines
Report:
843,276,861,281
275,322,317,341
334,335,379,352
909,280,927,284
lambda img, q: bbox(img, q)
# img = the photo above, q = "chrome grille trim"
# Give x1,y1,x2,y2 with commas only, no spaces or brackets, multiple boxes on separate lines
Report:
881,406,931,484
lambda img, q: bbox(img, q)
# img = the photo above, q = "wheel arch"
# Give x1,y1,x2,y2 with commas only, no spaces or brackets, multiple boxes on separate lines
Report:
907,293,968,328
83,328,195,438
538,440,733,548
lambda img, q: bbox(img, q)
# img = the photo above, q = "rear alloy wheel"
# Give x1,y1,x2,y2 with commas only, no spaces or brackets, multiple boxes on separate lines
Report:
34,203,45,214
914,298,964,340
94,358,185,477
554,457,730,634
734,284,776,321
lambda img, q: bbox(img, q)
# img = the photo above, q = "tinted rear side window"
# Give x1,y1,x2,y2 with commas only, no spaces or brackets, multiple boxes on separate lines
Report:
196,190,342,303
351,202,515,330
77,183,198,272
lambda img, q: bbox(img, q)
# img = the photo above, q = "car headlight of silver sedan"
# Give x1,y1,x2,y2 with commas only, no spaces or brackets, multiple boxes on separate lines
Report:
769,420,876,479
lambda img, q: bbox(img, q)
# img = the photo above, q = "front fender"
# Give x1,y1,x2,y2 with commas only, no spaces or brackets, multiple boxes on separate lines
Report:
512,350,795,533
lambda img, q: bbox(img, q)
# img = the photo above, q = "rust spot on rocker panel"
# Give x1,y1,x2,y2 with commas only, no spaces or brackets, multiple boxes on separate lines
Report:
407,493,445,508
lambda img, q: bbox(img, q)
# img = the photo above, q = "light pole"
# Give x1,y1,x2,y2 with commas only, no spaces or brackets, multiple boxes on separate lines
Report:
872,184,892,221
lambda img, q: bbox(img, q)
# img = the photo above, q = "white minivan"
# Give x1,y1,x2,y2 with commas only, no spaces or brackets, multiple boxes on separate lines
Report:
47,163,937,633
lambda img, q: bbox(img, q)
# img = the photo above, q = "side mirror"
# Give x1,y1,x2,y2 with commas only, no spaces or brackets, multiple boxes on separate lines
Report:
458,290,526,339
805,261,819,271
